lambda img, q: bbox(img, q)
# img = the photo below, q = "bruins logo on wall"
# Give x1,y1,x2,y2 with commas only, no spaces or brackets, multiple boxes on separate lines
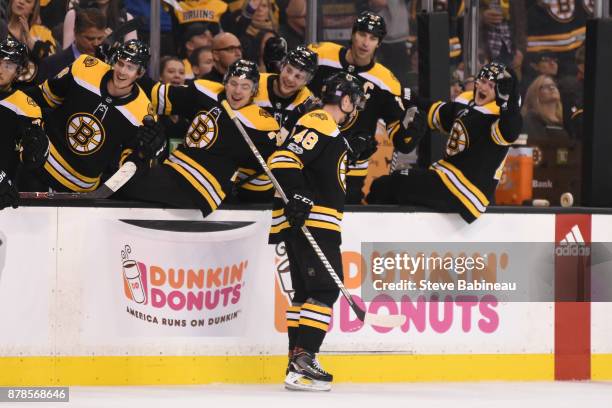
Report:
186,107,221,148
337,151,348,192
446,119,469,156
66,113,105,155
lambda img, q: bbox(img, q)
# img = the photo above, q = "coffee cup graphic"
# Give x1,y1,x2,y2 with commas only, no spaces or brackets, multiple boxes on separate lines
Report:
123,259,146,304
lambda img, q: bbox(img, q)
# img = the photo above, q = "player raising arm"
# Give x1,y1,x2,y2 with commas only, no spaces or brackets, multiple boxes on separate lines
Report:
368,62,523,223
118,59,279,216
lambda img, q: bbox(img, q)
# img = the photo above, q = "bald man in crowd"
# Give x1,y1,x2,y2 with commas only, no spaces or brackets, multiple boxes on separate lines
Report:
203,32,243,82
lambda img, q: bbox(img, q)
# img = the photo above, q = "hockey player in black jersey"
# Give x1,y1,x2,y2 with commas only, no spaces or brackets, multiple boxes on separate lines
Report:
307,11,427,204
368,62,523,223
268,72,366,392
119,59,279,216
0,38,49,210
22,39,165,193
233,46,318,202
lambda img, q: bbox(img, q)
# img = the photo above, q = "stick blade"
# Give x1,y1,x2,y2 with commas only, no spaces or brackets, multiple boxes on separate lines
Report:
84,161,137,199
364,312,406,328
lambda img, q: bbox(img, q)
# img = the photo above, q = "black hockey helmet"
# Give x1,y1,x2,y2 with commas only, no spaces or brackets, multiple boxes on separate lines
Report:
111,39,150,70
282,46,318,79
352,11,387,41
476,62,507,83
321,72,365,111
0,37,28,71
263,36,287,73
224,59,260,94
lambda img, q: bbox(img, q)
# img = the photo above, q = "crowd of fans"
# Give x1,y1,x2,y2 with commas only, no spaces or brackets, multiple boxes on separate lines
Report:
0,0,606,207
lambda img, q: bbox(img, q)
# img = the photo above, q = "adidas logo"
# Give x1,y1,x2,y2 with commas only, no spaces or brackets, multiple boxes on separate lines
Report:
560,225,585,244
556,225,590,256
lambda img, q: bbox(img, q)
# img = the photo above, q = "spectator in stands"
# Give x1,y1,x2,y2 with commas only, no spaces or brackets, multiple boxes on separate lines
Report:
39,0,68,41
188,46,214,79
521,75,566,143
63,0,137,50
4,0,57,87
160,56,186,86
239,0,279,66
124,0,175,57
479,0,525,79
521,53,558,96
6,0,57,58
279,0,305,50
181,22,213,80
162,0,261,54
158,56,189,159
204,32,242,82
562,46,585,140
37,7,107,83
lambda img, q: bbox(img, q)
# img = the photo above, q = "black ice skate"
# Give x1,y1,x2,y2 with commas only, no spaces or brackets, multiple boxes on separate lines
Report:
284,349,333,391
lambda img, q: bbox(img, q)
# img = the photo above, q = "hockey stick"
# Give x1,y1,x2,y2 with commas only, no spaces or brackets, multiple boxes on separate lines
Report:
19,161,137,200
221,100,406,328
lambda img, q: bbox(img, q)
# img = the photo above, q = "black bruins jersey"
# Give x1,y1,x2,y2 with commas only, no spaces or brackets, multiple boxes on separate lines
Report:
426,91,521,221
233,73,313,197
307,42,419,203
268,109,347,245
0,90,43,180
526,0,591,55
30,55,151,192
151,80,280,213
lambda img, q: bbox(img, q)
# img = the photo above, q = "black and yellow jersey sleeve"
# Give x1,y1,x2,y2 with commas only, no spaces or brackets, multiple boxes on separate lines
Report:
0,90,43,120
307,42,343,68
0,90,44,179
38,55,109,109
234,103,280,132
426,91,467,134
151,79,221,117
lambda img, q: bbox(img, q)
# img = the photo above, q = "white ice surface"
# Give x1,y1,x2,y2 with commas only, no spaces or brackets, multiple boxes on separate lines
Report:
6,382,612,408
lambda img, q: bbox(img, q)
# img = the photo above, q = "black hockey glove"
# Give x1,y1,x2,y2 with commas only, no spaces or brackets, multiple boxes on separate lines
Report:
0,170,19,210
285,190,314,229
95,43,117,65
406,108,427,140
135,116,167,161
283,96,321,130
20,123,50,169
344,131,377,165
495,67,520,112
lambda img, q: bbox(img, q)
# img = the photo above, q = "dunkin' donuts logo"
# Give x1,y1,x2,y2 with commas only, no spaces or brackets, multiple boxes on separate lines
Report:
121,245,245,328
273,243,503,334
